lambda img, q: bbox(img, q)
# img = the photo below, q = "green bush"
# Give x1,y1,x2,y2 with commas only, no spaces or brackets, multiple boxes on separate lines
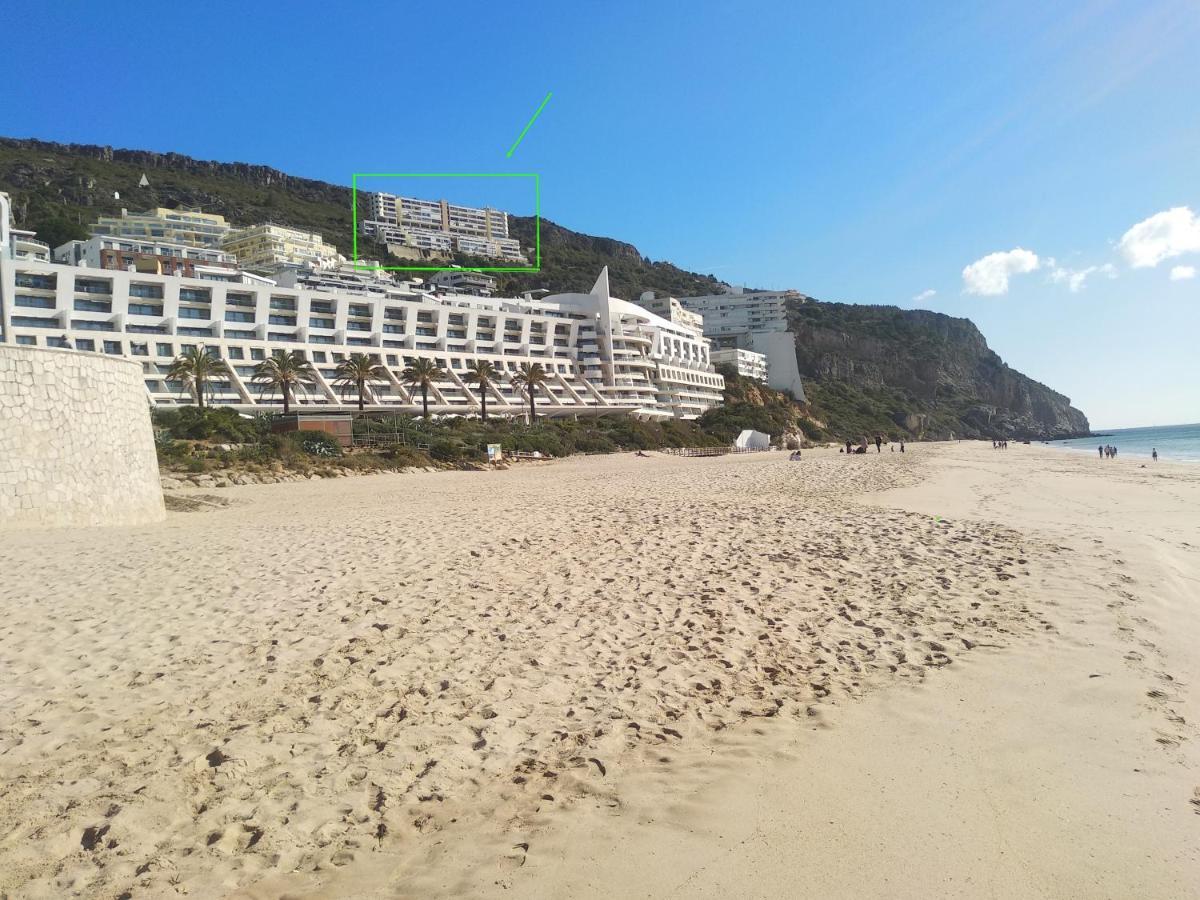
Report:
153,406,261,442
289,431,342,457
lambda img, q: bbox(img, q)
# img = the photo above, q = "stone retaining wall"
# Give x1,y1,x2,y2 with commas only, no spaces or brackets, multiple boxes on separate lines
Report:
0,345,165,529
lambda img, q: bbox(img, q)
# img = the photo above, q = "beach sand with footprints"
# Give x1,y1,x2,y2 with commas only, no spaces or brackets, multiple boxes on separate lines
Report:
1,443,1197,898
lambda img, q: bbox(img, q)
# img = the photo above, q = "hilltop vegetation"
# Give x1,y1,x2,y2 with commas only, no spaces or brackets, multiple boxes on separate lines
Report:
0,137,720,299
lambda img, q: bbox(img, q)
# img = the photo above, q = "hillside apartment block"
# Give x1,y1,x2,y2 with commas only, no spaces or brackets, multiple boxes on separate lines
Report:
1,193,723,421
361,193,526,263
675,286,807,400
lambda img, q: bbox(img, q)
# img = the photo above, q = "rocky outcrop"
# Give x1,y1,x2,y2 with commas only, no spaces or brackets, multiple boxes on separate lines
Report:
788,301,1089,440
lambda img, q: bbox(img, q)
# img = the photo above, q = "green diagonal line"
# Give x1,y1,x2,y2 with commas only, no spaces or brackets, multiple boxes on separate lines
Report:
506,92,553,158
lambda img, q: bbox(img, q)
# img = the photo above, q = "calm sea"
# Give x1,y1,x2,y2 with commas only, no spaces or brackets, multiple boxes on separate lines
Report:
1051,423,1200,462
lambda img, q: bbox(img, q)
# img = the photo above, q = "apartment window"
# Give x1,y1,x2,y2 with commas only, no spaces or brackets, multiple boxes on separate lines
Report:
127,324,168,334
156,343,173,357
15,335,36,346
270,297,297,311
268,332,298,342
309,335,334,344
309,317,335,329
71,319,116,331
386,354,398,366
347,321,370,331
131,343,149,357
103,341,122,354
16,295,55,309
226,310,255,323
11,316,57,329
382,324,402,334
178,327,214,337
227,293,255,308
75,278,113,295
75,299,114,313
16,273,55,290
347,337,370,346
128,303,163,316
251,348,266,360
311,301,335,314
224,329,256,340
312,351,327,363
179,288,211,303
179,308,210,320
268,315,296,326
129,284,164,299
349,304,371,318
227,347,244,360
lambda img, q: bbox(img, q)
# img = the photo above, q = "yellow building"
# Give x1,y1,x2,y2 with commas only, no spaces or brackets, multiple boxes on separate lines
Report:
222,224,340,273
91,207,232,249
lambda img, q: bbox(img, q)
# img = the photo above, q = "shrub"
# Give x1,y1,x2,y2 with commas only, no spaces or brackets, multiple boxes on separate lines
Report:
152,406,260,442
291,431,342,457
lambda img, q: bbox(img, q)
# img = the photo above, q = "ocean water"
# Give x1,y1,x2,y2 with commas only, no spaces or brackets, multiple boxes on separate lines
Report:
1051,423,1200,462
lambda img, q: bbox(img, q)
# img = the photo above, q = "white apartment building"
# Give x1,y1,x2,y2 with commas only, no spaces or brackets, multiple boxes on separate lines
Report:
91,207,232,249
428,270,496,296
1,206,723,420
54,236,236,272
676,286,807,401
633,291,704,332
362,193,525,263
710,347,768,383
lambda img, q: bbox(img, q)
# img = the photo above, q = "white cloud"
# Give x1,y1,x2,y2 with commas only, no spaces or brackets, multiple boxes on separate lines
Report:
1048,262,1117,292
1118,206,1200,268
962,248,1040,296
912,289,936,303
1170,264,1196,281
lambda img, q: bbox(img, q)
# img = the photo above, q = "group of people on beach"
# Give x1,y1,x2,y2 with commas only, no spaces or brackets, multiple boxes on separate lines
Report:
992,439,1009,450
840,436,903,455
1097,444,1159,461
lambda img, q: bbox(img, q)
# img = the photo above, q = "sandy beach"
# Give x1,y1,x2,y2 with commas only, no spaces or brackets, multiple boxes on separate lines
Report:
1,442,1197,898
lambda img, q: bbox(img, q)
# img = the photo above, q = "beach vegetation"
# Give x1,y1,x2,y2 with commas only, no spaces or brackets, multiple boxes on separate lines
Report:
333,353,388,411
251,351,319,416
401,357,445,419
165,346,228,409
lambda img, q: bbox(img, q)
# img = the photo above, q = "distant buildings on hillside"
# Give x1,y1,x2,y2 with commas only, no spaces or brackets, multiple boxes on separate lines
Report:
675,286,807,400
361,193,526,263
222,223,340,272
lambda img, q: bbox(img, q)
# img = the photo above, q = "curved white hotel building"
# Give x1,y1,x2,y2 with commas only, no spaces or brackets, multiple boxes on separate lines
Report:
0,204,723,420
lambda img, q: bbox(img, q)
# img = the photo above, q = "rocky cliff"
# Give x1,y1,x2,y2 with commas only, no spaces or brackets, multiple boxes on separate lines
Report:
788,301,1089,440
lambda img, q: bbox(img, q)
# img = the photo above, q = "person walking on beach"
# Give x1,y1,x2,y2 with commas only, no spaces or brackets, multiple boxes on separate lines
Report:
1098,445,1104,458
875,435,882,453
1152,448,1158,462
900,441,905,453
845,439,852,455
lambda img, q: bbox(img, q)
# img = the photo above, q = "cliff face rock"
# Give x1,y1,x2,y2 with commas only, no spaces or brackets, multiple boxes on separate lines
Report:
788,301,1089,440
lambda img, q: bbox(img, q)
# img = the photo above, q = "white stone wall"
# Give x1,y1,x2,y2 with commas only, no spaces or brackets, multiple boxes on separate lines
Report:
0,346,165,529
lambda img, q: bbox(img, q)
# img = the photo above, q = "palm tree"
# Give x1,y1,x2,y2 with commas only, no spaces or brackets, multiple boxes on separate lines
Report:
509,362,549,422
252,350,318,415
166,345,228,409
462,359,501,422
334,352,387,411
401,357,445,419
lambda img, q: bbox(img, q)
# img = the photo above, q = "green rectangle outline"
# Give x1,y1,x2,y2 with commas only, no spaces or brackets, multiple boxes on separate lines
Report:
351,173,540,272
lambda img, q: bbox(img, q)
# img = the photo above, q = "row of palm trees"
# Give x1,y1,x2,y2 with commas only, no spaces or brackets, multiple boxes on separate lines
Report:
165,346,551,420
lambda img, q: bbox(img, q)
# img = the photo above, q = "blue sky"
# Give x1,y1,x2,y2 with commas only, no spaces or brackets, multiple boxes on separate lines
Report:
5,1,1199,427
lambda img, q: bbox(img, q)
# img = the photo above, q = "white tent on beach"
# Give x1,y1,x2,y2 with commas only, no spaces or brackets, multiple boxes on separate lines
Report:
735,429,771,450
